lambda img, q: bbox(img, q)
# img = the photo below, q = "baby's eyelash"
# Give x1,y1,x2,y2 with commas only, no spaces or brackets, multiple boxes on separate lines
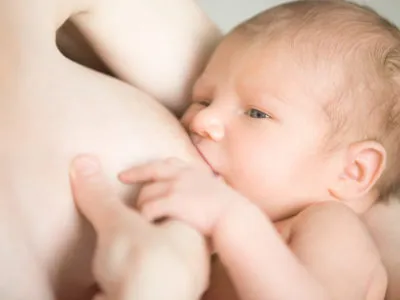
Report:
245,108,272,119
194,100,210,107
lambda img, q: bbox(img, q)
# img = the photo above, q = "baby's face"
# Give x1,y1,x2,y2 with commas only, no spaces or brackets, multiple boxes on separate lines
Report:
182,34,341,221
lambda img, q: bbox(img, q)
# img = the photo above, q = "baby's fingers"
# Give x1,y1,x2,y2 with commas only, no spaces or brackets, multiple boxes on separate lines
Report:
140,199,203,234
136,181,171,209
119,158,187,183
140,198,174,222
143,196,219,236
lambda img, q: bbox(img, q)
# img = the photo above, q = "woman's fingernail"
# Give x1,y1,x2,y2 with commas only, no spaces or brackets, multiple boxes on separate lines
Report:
71,156,100,177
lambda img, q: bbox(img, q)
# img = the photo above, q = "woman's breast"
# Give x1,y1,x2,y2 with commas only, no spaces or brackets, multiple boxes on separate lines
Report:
4,55,200,196
0,56,202,299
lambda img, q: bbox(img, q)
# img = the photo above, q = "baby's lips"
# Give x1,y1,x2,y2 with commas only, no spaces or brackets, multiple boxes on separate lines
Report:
215,174,226,184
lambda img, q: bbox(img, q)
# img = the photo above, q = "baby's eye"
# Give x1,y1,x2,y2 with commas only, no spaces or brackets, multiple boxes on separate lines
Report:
194,100,210,107
245,108,271,119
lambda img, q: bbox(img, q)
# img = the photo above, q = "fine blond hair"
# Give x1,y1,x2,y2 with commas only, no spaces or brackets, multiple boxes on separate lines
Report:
232,0,400,197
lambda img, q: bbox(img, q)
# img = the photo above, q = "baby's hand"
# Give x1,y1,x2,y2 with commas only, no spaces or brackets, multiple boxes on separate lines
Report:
119,158,245,237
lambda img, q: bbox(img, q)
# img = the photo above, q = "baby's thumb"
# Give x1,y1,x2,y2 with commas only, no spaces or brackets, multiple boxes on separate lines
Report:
70,155,118,231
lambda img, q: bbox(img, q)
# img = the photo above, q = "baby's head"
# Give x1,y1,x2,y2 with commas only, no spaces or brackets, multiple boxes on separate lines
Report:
182,0,400,221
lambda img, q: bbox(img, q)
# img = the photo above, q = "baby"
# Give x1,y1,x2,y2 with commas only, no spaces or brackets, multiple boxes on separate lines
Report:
116,1,400,299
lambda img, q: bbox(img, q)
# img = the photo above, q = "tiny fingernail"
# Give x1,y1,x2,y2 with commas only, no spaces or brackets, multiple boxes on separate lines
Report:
72,156,100,177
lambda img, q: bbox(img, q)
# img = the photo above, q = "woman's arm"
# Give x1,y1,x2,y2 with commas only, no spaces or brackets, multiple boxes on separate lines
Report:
57,20,112,75
71,0,222,115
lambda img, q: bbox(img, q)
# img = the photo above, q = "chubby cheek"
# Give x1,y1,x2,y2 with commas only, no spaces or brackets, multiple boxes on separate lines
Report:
226,143,274,199
227,142,311,200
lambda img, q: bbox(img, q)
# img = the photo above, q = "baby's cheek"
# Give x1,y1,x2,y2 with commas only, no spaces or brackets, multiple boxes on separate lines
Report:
245,153,296,193
231,156,271,196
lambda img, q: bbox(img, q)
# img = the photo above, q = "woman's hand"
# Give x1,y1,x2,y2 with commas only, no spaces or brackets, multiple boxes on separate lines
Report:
69,155,210,300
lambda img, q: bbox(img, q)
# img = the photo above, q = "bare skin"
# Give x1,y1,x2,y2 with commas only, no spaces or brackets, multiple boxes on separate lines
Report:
363,198,400,300
58,7,400,300
118,159,386,300
15,1,397,299
203,202,400,300
69,156,211,300
0,0,221,299
68,155,388,300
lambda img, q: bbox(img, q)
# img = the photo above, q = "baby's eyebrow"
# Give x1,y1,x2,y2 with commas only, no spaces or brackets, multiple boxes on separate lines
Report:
255,90,290,107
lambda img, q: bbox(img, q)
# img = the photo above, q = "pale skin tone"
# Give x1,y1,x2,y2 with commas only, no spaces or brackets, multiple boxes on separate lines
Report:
72,32,390,300
119,159,387,300
363,198,400,300
2,0,400,299
124,33,388,300
70,157,210,300
0,0,221,299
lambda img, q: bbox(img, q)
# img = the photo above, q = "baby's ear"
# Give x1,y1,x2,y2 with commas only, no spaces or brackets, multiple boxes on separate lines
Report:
329,141,386,211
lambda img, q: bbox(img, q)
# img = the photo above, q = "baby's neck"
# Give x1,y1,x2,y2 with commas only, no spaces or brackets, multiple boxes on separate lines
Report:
356,189,381,215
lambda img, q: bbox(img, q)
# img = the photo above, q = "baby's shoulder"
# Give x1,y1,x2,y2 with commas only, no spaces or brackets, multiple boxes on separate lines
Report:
289,202,387,299
291,201,376,248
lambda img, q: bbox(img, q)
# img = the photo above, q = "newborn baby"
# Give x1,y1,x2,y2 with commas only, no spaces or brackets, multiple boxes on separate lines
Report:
118,1,400,299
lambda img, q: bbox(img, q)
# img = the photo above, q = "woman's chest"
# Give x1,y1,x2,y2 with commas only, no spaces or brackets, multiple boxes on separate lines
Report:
0,59,199,300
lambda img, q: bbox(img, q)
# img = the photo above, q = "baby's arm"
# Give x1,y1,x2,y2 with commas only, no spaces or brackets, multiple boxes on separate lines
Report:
71,0,221,114
213,201,328,300
214,201,387,300
118,160,387,300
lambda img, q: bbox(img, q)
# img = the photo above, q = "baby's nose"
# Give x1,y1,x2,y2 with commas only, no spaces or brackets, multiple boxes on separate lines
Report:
190,110,225,141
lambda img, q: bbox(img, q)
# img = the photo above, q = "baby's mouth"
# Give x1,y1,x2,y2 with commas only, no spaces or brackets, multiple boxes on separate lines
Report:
194,146,219,176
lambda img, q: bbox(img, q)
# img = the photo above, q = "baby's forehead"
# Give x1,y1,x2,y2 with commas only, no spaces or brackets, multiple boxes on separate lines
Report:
231,1,397,64
203,1,399,106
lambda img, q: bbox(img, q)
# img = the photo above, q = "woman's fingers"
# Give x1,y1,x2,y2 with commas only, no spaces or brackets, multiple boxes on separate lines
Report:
70,155,124,232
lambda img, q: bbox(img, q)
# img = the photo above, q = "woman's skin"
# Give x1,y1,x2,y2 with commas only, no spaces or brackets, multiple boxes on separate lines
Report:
0,0,221,299
3,0,400,298
69,156,212,300
57,20,112,75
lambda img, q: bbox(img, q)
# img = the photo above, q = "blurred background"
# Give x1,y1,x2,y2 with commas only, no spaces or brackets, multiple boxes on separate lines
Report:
197,0,400,33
